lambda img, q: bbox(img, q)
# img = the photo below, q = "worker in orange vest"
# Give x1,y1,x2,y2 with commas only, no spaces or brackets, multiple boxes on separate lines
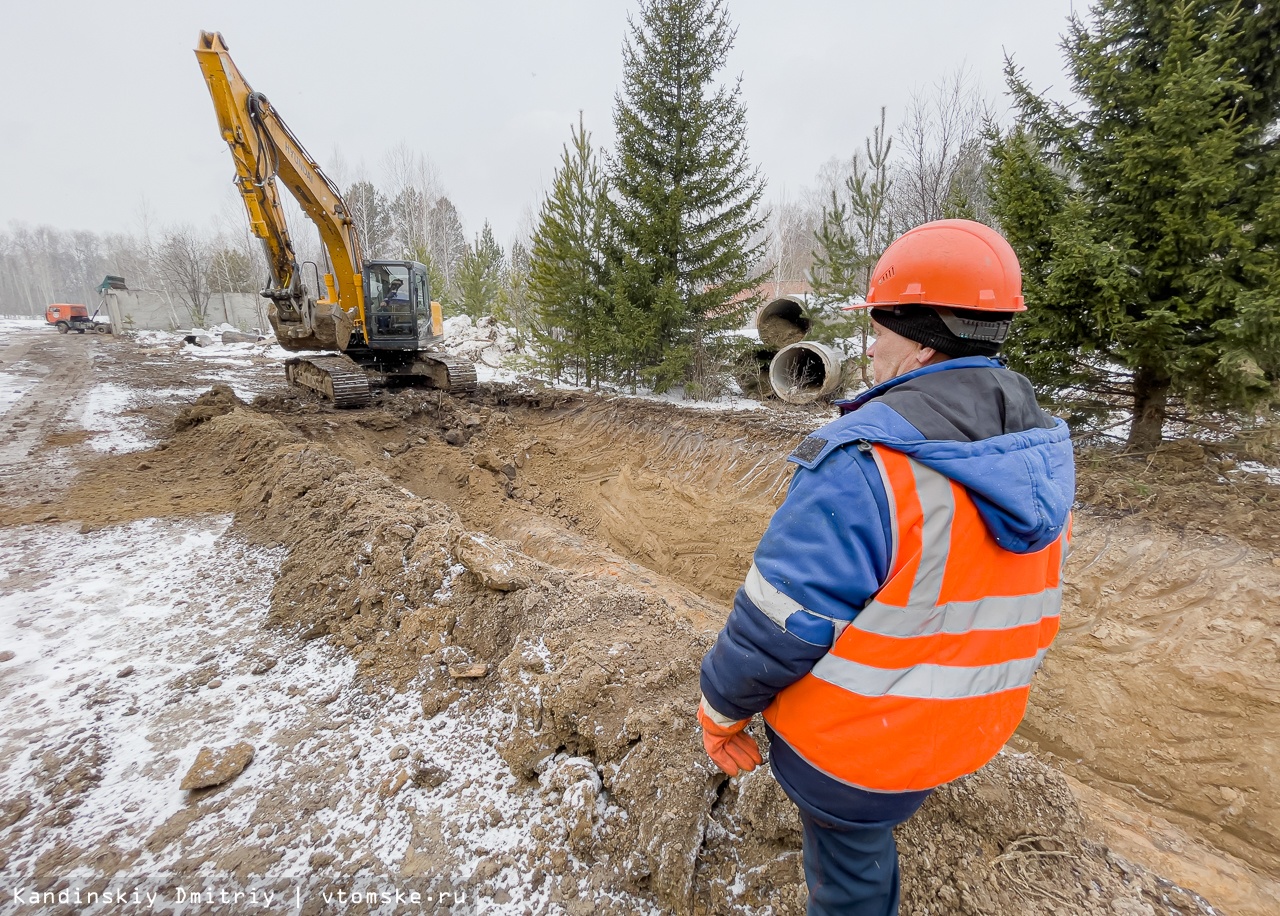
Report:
698,219,1075,915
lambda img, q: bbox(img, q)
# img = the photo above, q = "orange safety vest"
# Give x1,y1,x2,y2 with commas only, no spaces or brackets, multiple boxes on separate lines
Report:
763,444,1069,793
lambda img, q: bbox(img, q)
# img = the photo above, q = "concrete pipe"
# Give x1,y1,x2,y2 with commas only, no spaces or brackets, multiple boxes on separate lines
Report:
755,295,812,349
769,341,844,405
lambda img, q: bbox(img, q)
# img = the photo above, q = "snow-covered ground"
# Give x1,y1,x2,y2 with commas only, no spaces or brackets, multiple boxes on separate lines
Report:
0,332,656,913
154,317,779,411
77,383,153,453
0,368,40,419
0,517,598,910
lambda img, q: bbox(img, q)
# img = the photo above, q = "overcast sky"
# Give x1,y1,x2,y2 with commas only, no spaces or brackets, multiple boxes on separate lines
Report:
0,0,1079,247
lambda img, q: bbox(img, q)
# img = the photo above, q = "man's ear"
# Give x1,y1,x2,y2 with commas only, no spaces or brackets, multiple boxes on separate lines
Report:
914,345,939,366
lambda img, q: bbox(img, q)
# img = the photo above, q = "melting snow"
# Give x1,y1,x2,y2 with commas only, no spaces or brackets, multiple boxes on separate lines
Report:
0,514,651,912
78,382,153,453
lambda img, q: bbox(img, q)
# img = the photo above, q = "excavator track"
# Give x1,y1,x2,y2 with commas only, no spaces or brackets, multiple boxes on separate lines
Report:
284,356,372,408
420,352,479,393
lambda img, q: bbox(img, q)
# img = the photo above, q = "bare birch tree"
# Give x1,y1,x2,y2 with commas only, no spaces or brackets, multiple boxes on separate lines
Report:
894,67,994,228
156,226,213,326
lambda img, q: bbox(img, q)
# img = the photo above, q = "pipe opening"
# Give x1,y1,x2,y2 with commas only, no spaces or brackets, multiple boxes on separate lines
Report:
769,341,843,405
756,296,812,349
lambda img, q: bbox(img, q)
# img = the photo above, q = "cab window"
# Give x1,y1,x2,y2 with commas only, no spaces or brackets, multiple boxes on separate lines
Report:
368,265,412,336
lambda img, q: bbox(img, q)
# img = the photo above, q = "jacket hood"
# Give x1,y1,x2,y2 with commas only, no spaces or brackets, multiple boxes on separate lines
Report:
833,358,1075,553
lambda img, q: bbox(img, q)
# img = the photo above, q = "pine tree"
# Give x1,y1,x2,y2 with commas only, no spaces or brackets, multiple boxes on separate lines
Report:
455,221,505,320
497,240,534,346
809,108,896,383
609,0,767,394
990,0,1280,449
529,114,613,386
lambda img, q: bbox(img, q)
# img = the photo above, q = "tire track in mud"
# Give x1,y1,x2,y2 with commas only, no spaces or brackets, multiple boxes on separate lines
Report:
0,331,100,503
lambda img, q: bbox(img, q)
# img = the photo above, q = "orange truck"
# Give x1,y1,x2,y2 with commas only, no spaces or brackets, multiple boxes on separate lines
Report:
46,303,108,334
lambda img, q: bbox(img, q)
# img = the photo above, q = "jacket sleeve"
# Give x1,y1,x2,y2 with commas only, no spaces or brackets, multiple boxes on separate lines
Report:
699,444,893,721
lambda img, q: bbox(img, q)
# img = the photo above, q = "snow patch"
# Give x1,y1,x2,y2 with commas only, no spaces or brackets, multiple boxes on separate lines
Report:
79,383,153,453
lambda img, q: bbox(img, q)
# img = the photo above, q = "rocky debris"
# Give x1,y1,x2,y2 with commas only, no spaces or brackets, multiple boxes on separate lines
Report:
0,795,31,830
249,655,277,675
540,756,605,854
381,769,410,798
444,429,467,446
170,663,219,692
443,315,518,368
116,665,134,678
180,742,255,791
476,450,517,479
450,531,532,592
389,744,410,761
0,650,15,663
358,411,402,432
411,762,450,789
495,580,718,910
447,662,489,679
38,735,108,827
219,329,265,344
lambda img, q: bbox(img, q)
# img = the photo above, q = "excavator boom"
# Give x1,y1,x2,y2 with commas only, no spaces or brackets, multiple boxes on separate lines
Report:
195,30,363,350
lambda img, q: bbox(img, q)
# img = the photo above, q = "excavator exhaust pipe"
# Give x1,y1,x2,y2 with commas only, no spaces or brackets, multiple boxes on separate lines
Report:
769,341,844,405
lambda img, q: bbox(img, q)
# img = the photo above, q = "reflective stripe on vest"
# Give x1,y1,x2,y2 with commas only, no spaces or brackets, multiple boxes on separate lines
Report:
763,444,1069,793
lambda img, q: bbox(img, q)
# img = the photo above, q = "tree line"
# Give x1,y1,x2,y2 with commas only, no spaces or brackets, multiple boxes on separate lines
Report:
523,0,1279,448
4,0,1279,448
0,150,527,333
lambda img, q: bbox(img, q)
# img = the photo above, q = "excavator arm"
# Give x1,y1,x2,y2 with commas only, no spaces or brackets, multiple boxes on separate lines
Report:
195,30,364,350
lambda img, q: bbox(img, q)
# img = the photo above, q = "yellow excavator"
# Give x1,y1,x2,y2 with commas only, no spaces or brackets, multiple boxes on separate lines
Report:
195,31,476,407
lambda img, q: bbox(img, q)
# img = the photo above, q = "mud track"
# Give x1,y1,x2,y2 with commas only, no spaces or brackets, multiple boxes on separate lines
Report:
3,332,1278,914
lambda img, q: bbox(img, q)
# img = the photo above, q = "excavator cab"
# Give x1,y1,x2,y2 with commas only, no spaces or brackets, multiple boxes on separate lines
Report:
363,260,442,350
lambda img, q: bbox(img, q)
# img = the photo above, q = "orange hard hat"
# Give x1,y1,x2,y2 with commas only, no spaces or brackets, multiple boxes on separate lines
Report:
849,219,1025,313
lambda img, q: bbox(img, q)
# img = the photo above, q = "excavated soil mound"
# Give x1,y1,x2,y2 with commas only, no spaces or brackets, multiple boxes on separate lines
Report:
19,373,1280,913
22,398,1217,914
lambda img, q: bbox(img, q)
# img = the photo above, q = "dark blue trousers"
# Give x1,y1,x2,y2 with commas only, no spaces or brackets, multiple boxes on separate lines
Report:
799,811,901,916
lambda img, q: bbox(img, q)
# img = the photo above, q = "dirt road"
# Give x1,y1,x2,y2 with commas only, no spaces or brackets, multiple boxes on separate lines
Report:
1,322,1275,914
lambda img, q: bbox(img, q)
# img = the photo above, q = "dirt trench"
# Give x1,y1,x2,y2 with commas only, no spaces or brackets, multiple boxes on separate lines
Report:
276,384,1280,869
15,375,1280,914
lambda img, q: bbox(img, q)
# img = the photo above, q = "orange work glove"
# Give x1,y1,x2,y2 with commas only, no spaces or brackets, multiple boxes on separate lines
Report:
697,701,763,776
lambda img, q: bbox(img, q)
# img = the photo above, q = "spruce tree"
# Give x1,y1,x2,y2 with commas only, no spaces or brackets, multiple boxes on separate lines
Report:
529,114,613,386
990,0,1280,449
455,221,505,320
609,0,767,394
